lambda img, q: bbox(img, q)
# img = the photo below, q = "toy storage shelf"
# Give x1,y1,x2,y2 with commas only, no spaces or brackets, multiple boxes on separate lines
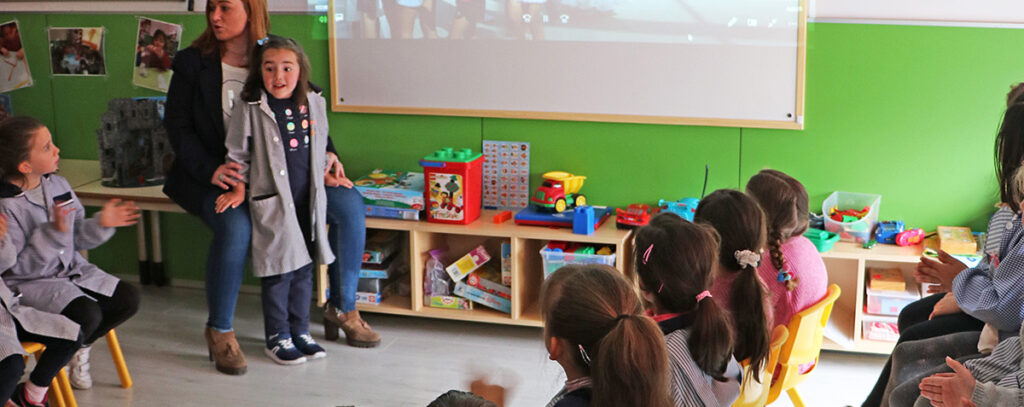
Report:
820,241,923,355
350,209,634,328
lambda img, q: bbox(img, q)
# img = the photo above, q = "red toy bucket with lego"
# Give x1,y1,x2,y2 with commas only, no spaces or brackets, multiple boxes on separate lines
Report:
420,148,485,225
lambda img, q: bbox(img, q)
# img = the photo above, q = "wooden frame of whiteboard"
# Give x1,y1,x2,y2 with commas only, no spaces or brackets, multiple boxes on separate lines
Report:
328,0,808,130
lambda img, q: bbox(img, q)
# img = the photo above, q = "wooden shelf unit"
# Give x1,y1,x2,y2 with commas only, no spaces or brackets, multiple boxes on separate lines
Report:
348,210,634,328
819,241,923,354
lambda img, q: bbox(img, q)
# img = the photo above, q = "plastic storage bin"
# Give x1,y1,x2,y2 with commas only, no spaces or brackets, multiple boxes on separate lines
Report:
865,285,919,316
420,148,485,225
862,317,900,342
540,248,616,278
822,191,882,243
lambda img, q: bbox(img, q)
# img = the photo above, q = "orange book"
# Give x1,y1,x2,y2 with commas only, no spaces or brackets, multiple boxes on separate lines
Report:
936,226,977,255
868,268,905,292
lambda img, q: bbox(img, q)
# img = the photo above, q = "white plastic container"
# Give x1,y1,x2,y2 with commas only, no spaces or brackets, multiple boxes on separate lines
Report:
540,247,616,278
822,191,882,243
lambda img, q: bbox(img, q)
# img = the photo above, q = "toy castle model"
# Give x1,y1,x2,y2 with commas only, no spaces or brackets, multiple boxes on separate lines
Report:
96,98,173,187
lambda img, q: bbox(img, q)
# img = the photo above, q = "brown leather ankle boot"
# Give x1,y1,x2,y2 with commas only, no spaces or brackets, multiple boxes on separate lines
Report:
205,327,247,375
323,305,381,348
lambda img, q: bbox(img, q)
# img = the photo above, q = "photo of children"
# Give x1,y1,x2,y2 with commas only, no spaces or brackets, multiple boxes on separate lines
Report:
0,94,11,123
48,27,106,76
132,18,182,92
0,20,32,93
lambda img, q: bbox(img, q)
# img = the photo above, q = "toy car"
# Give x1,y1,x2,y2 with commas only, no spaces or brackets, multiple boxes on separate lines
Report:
658,198,699,222
531,171,586,213
874,221,905,244
616,203,654,229
896,228,925,246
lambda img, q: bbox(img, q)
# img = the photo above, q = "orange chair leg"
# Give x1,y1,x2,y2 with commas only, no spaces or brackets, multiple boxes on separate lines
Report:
57,367,77,407
49,378,65,407
105,331,132,389
786,387,805,407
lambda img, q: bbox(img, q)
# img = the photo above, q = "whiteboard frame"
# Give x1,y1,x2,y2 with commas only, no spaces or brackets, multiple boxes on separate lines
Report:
328,0,807,130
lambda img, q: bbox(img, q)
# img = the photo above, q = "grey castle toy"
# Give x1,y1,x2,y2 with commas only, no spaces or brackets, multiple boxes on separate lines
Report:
96,97,173,187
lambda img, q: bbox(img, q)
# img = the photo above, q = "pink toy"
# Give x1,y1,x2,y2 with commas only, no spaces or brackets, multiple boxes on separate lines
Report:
895,228,925,246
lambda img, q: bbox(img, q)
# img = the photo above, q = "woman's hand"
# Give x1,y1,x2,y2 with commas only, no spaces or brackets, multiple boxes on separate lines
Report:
324,152,354,189
211,162,244,190
919,357,977,407
929,292,962,320
99,199,141,228
916,250,967,292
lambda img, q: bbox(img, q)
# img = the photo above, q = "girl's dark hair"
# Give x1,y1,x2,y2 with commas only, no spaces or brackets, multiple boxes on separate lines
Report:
542,264,673,407
996,103,1024,211
632,212,734,380
746,169,810,283
693,189,770,382
1008,83,1024,107
152,29,167,41
0,116,45,183
192,0,269,57
427,390,498,407
240,35,312,108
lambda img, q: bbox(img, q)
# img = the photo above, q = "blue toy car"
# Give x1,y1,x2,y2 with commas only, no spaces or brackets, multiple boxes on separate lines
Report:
658,198,699,222
874,220,905,244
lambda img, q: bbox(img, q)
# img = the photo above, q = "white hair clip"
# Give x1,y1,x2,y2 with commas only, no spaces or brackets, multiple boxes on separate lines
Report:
734,249,760,269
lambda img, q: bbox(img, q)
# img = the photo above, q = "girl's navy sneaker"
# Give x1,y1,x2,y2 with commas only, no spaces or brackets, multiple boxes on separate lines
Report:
265,334,307,365
292,332,327,359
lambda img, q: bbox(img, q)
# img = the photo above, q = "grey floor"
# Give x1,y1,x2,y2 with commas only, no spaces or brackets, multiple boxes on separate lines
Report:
56,285,887,406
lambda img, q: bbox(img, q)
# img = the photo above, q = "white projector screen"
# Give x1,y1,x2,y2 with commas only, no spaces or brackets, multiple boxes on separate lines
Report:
329,0,806,129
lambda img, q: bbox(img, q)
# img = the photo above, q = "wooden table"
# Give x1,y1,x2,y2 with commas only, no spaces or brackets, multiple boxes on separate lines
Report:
60,159,178,285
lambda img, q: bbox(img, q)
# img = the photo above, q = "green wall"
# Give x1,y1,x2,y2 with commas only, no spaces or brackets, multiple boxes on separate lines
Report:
1,12,1019,283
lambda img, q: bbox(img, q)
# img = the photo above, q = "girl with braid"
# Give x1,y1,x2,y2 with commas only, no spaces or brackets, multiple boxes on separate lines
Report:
745,169,828,329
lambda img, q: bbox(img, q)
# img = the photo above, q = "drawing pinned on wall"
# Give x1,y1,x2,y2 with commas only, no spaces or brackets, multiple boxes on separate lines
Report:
0,20,33,93
133,17,182,92
48,27,106,76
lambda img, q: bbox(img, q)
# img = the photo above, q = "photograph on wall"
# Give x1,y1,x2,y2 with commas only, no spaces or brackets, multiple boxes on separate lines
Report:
132,17,181,92
0,94,12,123
0,20,33,93
48,27,106,76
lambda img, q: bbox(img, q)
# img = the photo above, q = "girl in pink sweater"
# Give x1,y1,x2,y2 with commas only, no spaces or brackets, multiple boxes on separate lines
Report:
746,169,828,328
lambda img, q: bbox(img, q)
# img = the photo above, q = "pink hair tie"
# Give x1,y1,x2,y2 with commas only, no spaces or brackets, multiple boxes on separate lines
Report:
695,290,712,303
642,244,654,265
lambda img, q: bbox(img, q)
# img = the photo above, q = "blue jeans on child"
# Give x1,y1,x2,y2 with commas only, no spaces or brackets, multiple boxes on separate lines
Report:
261,263,314,339
199,186,366,332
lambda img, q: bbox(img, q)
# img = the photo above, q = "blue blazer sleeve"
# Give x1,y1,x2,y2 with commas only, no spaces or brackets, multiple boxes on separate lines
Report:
165,49,221,186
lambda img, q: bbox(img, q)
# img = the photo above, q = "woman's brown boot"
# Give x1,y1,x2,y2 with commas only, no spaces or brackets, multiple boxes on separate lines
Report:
205,327,247,375
323,304,381,348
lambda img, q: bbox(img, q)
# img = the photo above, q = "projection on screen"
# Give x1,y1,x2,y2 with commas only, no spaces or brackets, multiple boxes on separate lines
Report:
331,0,797,42
329,0,802,125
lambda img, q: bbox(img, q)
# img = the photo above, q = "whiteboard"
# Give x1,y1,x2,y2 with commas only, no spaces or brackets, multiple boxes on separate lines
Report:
329,0,807,129
811,0,1024,25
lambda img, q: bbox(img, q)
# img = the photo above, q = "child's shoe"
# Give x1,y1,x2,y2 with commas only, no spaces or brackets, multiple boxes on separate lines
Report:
264,334,307,365
10,382,48,407
292,333,327,360
68,346,92,389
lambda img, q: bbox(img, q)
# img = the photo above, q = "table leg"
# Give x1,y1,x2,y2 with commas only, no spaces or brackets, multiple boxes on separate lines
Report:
149,211,168,286
136,213,150,285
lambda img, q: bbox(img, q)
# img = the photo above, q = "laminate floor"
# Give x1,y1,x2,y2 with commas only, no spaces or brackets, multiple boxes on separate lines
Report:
54,285,888,407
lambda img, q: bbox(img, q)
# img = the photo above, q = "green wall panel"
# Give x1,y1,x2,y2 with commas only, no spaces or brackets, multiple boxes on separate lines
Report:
2,12,1020,282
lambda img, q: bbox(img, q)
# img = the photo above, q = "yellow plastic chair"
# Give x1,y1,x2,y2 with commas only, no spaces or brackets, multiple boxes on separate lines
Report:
731,325,789,407
766,284,841,407
21,342,77,407
105,330,132,389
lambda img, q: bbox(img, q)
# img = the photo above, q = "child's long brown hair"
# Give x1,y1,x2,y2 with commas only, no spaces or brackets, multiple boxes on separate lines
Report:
0,116,45,186
746,169,809,285
542,265,672,407
694,189,771,382
632,212,734,380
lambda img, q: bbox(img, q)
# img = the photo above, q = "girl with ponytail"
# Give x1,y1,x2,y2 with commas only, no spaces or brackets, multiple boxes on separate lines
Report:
541,264,672,407
746,169,828,329
633,212,743,406
694,189,772,383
